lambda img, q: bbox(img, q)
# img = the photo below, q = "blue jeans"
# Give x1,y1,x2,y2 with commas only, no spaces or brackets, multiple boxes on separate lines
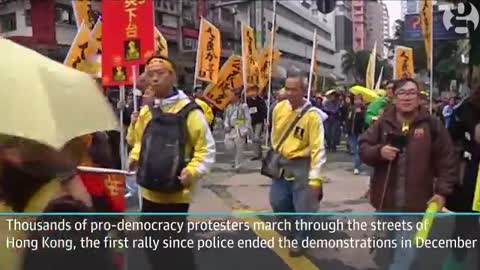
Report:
325,120,340,150
269,158,318,242
349,134,361,170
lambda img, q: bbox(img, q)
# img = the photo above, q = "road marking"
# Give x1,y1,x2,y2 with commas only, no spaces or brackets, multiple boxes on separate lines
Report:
234,209,320,270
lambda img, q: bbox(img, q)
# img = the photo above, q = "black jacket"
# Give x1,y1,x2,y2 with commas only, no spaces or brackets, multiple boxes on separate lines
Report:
446,99,480,212
346,107,365,136
247,97,267,125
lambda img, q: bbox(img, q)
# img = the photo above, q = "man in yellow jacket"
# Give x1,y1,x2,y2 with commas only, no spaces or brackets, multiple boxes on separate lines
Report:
270,70,326,257
128,56,215,270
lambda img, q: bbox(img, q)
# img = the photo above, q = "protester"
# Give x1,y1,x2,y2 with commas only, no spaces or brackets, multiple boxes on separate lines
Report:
442,97,456,129
322,90,340,151
359,78,457,270
269,70,326,257
365,80,395,128
246,84,268,160
193,86,215,128
346,95,365,175
128,56,215,270
442,81,480,270
224,91,252,171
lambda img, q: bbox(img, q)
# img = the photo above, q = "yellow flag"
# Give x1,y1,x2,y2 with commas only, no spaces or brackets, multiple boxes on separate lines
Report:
64,23,98,74
394,46,415,80
366,41,377,89
241,23,258,87
90,19,101,54
195,18,221,83
258,46,281,91
204,55,243,110
72,0,95,30
154,27,169,58
419,0,432,71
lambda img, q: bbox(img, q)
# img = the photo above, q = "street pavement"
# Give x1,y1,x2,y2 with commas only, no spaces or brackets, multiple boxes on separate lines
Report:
125,129,479,270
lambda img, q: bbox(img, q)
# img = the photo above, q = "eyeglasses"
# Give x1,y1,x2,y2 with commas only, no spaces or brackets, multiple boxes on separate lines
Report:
395,91,419,98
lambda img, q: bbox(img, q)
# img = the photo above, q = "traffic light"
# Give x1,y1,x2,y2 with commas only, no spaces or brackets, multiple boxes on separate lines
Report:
316,0,336,14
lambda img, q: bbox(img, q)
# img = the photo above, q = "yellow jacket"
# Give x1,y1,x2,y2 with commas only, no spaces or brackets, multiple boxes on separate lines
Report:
0,180,62,270
271,100,326,187
195,98,214,126
129,90,216,204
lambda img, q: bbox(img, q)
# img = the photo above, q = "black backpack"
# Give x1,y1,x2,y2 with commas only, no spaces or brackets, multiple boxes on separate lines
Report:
137,102,200,193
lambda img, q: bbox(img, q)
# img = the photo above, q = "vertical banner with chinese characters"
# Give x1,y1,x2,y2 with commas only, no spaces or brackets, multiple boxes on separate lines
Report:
155,27,169,58
64,23,98,75
394,46,415,80
257,45,281,92
72,0,96,30
195,18,221,83
419,0,432,71
366,41,377,90
241,23,258,90
204,55,243,110
102,0,155,86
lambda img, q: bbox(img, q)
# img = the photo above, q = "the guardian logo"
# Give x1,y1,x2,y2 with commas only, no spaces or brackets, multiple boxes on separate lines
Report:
443,2,479,34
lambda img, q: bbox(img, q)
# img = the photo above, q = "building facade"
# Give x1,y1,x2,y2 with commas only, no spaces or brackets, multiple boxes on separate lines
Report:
365,0,385,56
0,0,343,86
352,0,366,51
335,0,352,51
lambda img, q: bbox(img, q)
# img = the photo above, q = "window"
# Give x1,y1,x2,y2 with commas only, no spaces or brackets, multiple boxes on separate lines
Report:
0,13,17,33
55,4,75,25
25,9,31,27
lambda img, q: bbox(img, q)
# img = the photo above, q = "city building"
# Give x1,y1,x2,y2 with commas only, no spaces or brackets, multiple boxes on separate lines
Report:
352,0,366,51
335,0,352,51
366,0,385,56
263,0,342,81
382,1,390,40
0,0,343,86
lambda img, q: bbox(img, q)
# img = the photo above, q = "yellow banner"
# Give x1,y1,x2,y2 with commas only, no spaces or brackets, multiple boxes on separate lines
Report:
154,27,169,58
241,24,258,87
204,55,243,110
394,46,414,80
72,0,95,30
420,0,432,70
366,42,377,90
257,46,281,91
90,19,101,54
196,18,221,83
64,23,99,75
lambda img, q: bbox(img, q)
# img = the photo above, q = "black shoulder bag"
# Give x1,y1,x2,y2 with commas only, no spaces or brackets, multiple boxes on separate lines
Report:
261,105,312,179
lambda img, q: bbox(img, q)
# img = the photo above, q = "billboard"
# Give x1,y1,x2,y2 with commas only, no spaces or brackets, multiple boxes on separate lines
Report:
404,11,467,41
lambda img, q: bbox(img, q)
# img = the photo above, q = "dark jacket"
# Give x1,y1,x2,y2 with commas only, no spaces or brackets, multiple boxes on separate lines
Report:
346,107,365,136
247,96,267,125
446,99,480,212
359,106,458,212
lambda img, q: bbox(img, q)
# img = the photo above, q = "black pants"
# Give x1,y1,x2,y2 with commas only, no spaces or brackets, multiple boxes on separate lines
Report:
140,199,195,270
451,216,480,263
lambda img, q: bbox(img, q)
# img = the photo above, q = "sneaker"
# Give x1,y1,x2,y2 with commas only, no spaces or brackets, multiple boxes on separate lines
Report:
354,169,360,175
251,156,262,161
289,246,304,257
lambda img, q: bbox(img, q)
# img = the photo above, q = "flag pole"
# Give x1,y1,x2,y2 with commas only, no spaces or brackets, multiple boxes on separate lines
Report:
132,65,138,112
307,29,317,99
429,5,434,114
265,0,277,147
193,18,204,92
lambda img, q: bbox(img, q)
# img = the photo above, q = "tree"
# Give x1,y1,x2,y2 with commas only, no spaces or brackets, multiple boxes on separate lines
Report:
342,49,392,85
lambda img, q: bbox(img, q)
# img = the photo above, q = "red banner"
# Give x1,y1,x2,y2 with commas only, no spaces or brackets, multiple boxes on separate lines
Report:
102,0,155,86
77,170,126,212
